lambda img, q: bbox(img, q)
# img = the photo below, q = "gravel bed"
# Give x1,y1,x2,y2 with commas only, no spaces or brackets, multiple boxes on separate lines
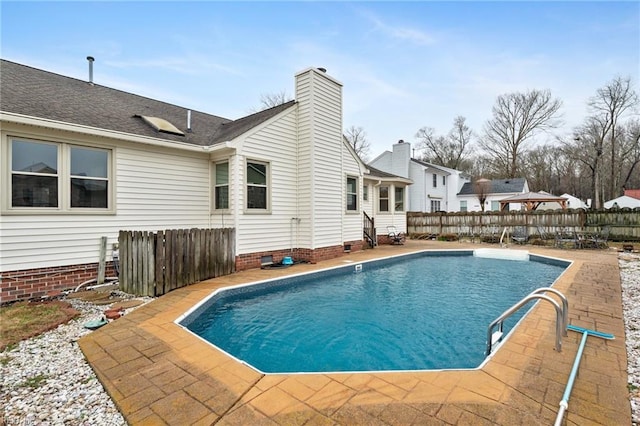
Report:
620,252,640,426
1,294,151,426
1,254,639,425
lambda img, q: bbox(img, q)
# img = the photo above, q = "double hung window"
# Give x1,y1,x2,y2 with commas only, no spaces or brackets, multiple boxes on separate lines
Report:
394,187,404,212
346,177,358,211
246,161,268,210
214,161,229,210
379,186,389,212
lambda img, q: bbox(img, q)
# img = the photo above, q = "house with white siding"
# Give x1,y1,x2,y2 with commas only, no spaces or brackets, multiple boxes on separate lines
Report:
457,178,529,212
369,140,471,212
0,59,409,302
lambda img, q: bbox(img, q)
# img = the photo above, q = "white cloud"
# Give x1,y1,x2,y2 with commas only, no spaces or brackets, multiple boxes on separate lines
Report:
357,7,437,46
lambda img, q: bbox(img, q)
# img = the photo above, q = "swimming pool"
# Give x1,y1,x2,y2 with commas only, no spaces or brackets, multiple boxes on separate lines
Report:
179,250,569,373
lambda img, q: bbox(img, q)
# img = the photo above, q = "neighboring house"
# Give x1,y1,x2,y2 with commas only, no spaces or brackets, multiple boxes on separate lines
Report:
537,192,589,210
457,178,529,212
604,194,640,209
0,59,396,301
368,140,471,212
362,165,412,243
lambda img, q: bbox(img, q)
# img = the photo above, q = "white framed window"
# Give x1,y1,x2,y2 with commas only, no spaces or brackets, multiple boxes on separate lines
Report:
246,160,269,211
433,173,437,188
460,200,468,212
491,200,500,211
363,185,368,201
442,175,446,186
7,137,113,213
214,161,229,210
394,186,404,212
346,176,358,211
379,185,389,212
430,200,441,212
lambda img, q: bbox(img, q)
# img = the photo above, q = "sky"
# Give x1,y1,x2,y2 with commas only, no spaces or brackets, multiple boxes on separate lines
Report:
1,1,639,160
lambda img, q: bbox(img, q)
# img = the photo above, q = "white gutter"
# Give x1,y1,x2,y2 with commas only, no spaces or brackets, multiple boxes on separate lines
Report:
1,111,234,153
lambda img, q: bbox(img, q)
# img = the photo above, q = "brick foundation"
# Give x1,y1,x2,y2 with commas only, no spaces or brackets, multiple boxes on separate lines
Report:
1,262,118,304
235,240,366,271
2,240,368,302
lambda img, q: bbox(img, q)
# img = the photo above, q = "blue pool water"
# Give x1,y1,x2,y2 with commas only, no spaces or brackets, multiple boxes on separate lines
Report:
182,251,568,373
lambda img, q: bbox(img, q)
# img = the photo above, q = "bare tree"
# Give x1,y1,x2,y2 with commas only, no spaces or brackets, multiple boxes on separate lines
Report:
522,144,559,193
563,116,609,209
260,91,291,108
249,91,292,113
588,76,638,199
415,116,474,169
620,118,640,190
473,178,492,212
480,89,562,178
344,125,371,161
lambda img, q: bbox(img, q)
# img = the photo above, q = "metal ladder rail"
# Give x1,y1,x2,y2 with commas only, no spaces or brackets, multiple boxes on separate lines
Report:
530,287,568,335
486,288,567,355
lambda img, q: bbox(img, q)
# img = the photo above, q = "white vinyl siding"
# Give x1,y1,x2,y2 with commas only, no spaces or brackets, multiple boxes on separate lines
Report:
234,107,299,255
341,142,365,243
1,127,211,272
295,68,345,249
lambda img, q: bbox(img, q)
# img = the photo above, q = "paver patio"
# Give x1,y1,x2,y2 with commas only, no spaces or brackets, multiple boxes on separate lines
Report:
78,240,632,425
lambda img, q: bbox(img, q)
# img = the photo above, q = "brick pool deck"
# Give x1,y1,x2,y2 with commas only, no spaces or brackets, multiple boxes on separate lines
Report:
78,241,632,425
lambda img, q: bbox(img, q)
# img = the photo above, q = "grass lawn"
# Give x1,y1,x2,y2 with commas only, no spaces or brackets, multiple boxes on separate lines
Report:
0,301,79,351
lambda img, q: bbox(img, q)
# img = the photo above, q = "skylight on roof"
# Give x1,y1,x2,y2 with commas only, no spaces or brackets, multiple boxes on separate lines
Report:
136,115,185,136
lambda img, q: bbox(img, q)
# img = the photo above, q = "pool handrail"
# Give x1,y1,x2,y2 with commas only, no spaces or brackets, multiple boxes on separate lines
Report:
486,289,566,355
530,287,569,335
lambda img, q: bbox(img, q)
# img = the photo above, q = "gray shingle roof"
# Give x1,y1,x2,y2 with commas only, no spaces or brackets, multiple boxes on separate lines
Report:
457,178,527,195
365,165,412,183
0,59,295,147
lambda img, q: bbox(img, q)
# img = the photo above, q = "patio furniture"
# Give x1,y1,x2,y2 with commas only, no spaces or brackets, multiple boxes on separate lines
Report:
458,225,479,243
511,226,528,245
554,229,581,249
588,225,610,249
387,226,406,245
480,225,500,243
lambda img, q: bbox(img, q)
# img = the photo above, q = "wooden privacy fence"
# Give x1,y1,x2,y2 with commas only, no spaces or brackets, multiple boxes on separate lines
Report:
407,209,640,241
118,228,235,297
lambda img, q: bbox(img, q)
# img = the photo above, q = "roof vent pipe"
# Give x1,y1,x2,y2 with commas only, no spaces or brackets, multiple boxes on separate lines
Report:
317,67,327,73
187,110,192,133
86,56,95,85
